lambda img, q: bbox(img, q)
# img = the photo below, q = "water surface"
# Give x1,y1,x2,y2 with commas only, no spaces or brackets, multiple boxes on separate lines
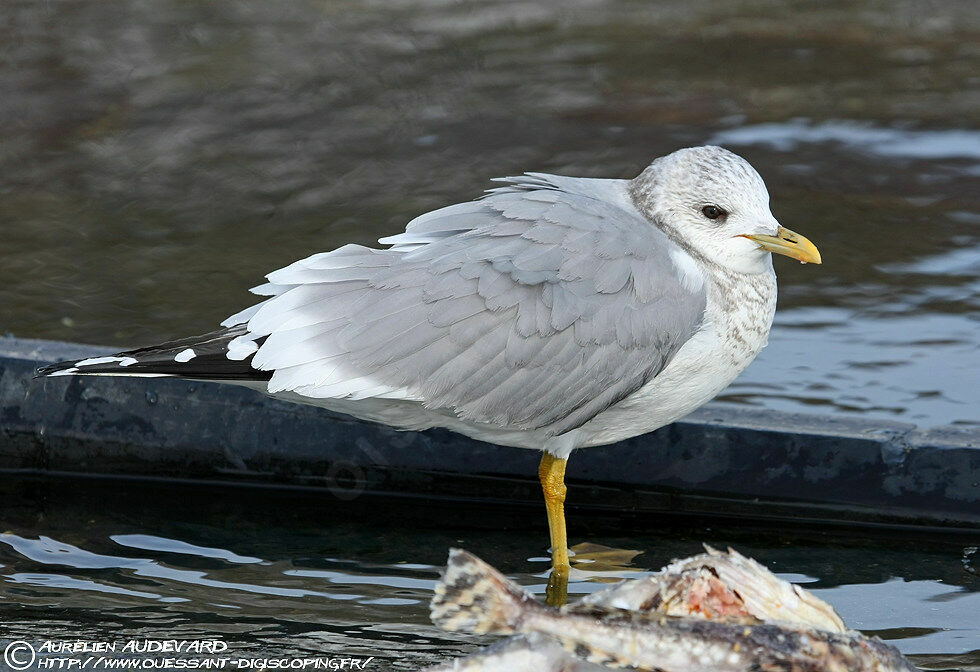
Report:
1,0,977,426
0,478,977,670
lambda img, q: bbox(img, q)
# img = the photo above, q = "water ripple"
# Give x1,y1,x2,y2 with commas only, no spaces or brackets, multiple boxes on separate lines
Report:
712,120,980,163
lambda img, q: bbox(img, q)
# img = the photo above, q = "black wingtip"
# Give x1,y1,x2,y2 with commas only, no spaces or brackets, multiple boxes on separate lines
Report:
31,327,272,383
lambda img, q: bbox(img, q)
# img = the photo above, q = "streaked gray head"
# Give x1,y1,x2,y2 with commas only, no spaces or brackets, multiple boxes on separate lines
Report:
630,146,780,274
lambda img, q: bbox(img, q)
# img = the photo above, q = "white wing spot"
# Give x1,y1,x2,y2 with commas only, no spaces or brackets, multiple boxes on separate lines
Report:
174,348,196,363
76,356,138,367
227,334,259,361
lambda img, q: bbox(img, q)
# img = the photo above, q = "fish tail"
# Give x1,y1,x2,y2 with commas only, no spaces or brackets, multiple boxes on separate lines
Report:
430,549,539,635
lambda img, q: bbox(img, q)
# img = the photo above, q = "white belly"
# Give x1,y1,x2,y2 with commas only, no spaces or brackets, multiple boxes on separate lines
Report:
571,273,780,449
575,321,755,448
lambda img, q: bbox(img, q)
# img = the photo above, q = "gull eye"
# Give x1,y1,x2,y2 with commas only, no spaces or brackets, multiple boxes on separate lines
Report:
701,205,726,220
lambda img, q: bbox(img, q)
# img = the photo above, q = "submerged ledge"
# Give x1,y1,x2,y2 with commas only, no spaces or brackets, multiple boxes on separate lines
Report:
1,336,977,531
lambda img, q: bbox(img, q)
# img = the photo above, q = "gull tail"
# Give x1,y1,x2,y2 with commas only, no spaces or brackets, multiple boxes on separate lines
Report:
430,549,540,635
34,325,271,383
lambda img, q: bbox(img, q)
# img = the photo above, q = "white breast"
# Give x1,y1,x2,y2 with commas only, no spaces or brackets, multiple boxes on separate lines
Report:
576,268,777,448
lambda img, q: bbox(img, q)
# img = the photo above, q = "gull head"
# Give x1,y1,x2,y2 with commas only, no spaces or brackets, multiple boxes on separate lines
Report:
630,145,821,274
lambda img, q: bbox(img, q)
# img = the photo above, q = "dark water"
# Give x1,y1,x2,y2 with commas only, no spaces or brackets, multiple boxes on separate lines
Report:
1,1,978,670
0,478,978,671
1,0,977,426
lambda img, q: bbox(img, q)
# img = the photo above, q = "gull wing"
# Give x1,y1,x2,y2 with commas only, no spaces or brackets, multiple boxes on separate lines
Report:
224,175,707,436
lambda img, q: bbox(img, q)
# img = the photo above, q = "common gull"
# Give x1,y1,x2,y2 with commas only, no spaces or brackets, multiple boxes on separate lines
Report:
38,145,821,603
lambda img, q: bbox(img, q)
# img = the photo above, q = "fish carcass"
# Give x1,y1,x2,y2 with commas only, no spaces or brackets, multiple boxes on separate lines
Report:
427,547,916,672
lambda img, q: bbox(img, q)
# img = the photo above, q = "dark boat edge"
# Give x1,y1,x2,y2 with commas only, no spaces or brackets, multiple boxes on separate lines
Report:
1,336,977,532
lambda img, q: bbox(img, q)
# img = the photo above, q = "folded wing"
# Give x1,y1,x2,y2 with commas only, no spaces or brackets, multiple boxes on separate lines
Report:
226,175,707,436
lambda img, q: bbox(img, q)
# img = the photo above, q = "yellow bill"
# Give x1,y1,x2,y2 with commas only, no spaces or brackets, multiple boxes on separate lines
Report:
741,226,822,264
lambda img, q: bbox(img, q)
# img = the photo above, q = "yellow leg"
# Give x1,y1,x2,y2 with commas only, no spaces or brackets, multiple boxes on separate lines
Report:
538,453,569,607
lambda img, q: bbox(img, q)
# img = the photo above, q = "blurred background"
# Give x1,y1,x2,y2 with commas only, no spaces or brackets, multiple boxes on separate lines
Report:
1,2,979,670
1,0,978,427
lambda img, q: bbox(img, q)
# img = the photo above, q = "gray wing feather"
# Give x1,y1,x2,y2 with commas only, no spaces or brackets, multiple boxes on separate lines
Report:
223,175,707,435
